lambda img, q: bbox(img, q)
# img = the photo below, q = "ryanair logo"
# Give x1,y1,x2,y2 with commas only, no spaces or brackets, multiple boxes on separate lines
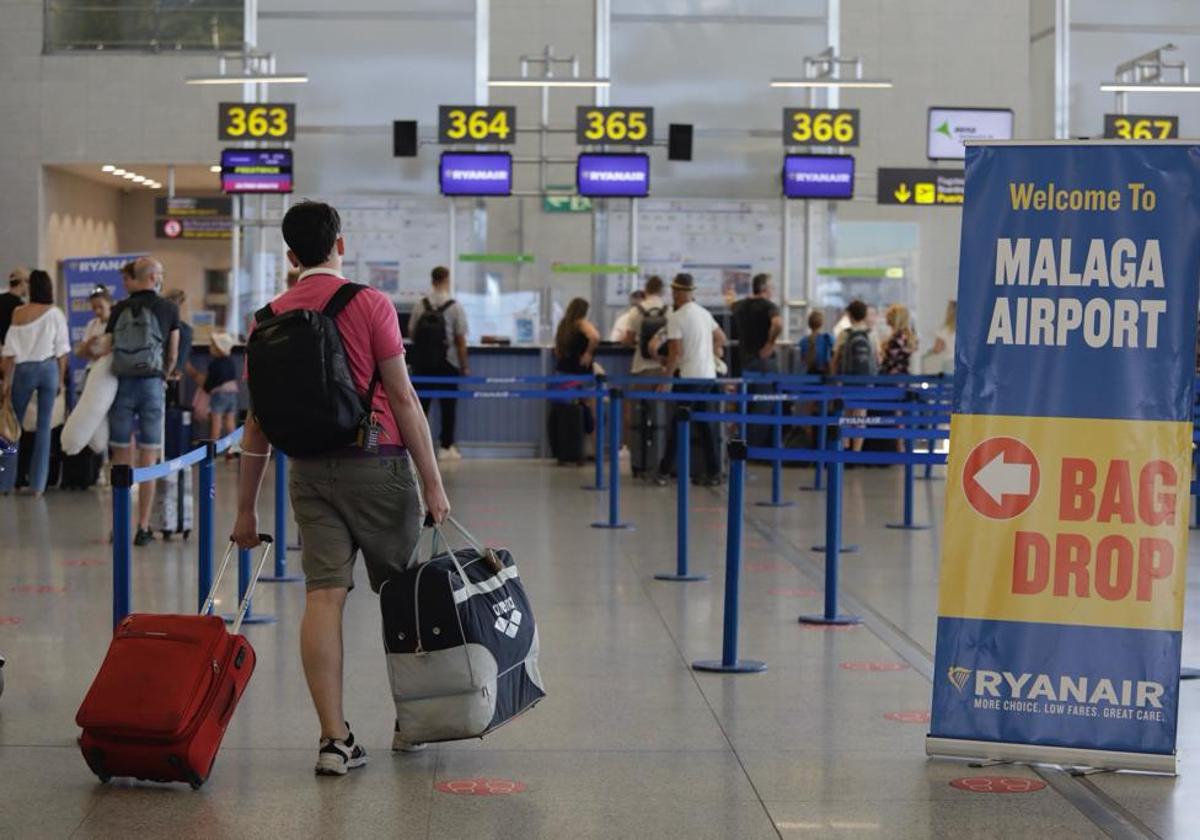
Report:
948,666,973,694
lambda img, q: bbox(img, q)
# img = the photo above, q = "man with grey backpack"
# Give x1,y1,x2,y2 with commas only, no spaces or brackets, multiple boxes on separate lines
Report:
105,257,180,546
831,299,878,453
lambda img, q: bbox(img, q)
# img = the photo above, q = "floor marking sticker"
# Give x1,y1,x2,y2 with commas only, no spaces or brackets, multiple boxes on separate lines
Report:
949,776,1046,794
435,778,527,796
839,661,910,672
884,711,931,723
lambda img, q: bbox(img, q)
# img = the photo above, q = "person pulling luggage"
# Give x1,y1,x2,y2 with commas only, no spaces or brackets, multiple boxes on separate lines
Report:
231,201,450,776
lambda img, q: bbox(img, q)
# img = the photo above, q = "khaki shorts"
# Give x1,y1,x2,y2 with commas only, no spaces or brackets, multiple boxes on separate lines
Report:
289,456,422,592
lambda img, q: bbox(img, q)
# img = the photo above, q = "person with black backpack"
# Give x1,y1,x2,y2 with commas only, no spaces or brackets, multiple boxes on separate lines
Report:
408,266,469,460
231,201,450,777
104,258,180,543
831,299,879,453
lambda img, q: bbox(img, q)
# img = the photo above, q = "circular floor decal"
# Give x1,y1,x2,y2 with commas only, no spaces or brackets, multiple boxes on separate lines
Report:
884,711,931,723
435,778,527,796
799,623,861,632
747,562,789,573
63,558,108,567
949,776,1046,794
839,661,910,672
769,587,820,597
0,617,23,626
11,585,66,594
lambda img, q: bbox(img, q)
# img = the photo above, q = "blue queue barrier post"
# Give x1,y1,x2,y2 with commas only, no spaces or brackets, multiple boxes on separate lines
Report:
810,425,859,554
655,408,708,582
738,381,749,443
223,542,277,626
111,464,134,629
801,396,826,492
261,451,303,582
757,390,795,509
693,441,767,674
592,388,632,530
583,375,607,491
799,451,862,627
197,442,216,614
886,435,931,531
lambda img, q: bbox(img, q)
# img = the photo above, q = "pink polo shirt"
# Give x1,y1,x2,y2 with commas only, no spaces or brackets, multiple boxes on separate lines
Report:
265,269,406,448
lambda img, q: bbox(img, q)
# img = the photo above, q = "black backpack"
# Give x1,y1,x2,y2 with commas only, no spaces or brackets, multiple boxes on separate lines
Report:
247,283,377,457
636,304,667,359
838,328,878,376
410,297,455,371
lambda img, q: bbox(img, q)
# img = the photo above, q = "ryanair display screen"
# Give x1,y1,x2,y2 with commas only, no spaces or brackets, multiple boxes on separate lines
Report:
438,152,513,197
783,154,855,200
220,149,293,194
576,153,650,198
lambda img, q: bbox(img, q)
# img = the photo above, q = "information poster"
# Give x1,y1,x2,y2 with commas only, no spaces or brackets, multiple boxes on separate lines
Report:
928,144,1200,773
61,254,140,398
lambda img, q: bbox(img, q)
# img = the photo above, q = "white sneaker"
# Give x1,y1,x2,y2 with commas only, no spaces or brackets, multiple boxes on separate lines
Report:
315,728,368,776
392,721,427,753
445,445,464,460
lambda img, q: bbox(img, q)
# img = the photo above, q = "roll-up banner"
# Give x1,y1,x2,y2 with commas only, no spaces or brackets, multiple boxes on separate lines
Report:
928,143,1200,774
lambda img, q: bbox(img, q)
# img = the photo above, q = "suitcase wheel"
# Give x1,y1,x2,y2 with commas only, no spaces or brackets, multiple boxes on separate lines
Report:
87,748,111,784
182,530,191,541
168,754,204,790
161,532,173,542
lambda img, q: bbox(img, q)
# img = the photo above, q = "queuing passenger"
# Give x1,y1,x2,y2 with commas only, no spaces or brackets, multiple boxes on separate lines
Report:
231,200,450,775
621,275,669,375
0,270,69,496
831,299,877,452
609,289,646,343
880,304,917,375
554,298,600,376
798,310,834,375
927,299,957,374
731,273,782,445
408,267,469,461
105,257,180,546
204,332,239,453
731,273,782,375
74,285,113,369
0,267,28,347
656,273,725,486
163,288,194,382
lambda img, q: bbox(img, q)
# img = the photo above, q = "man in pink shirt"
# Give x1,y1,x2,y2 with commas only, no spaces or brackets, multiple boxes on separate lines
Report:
232,201,450,776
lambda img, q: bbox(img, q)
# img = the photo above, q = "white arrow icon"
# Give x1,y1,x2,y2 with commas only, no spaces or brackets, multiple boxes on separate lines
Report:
973,451,1032,505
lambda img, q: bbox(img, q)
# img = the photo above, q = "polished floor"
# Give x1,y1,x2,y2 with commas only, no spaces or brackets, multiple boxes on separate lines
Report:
0,457,1197,839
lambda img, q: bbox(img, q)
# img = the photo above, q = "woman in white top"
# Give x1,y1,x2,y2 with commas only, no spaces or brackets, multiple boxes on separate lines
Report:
75,284,113,370
0,270,70,495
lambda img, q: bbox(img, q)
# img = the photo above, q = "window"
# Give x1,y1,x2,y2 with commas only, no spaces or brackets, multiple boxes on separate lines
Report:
45,1,243,53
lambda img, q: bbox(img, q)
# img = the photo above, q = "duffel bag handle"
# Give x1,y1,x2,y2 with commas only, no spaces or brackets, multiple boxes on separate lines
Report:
411,514,484,567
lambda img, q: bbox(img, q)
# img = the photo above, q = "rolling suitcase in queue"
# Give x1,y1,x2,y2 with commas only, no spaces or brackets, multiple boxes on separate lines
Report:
16,426,63,490
75,537,273,789
631,398,668,479
154,406,194,539
61,447,103,490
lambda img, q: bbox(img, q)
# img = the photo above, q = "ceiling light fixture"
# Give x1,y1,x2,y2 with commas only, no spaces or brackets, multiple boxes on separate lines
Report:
132,175,146,183
770,78,893,89
1100,82,1200,93
185,73,308,85
101,165,116,173
209,164,222,173
112,169,127,176
488,77,610,88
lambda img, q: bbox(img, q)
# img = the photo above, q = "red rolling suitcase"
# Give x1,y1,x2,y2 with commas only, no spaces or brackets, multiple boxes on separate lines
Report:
75,537,273,789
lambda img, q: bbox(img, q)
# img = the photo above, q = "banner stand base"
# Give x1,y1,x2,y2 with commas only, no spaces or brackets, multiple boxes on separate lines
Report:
925,735,1177,776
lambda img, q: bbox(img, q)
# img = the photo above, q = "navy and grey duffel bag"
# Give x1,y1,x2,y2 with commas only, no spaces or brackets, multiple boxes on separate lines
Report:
380,518,545,744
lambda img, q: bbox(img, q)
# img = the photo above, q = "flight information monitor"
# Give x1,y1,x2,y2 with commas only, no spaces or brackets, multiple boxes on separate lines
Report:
576,153,650,198
439,152,513,196
783,154,855,200
220,149,293,193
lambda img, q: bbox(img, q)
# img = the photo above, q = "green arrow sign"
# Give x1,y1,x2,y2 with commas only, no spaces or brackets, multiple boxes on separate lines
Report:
543,194,594,213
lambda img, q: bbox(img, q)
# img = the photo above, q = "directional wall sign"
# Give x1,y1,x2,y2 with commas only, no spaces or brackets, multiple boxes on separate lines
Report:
877,167,964,206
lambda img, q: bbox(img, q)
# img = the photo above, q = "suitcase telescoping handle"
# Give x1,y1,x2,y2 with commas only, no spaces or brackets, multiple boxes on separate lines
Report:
201,535,273,634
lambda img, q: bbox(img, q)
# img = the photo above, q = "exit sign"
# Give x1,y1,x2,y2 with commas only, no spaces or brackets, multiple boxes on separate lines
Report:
543,193,593,213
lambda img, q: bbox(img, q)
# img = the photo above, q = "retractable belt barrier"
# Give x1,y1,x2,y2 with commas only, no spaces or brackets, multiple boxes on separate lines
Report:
111,425,289,629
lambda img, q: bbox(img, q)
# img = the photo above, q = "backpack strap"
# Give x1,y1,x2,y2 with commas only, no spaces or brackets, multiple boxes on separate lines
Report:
254,303,275,325
322,282,368,319
436,299,455,314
